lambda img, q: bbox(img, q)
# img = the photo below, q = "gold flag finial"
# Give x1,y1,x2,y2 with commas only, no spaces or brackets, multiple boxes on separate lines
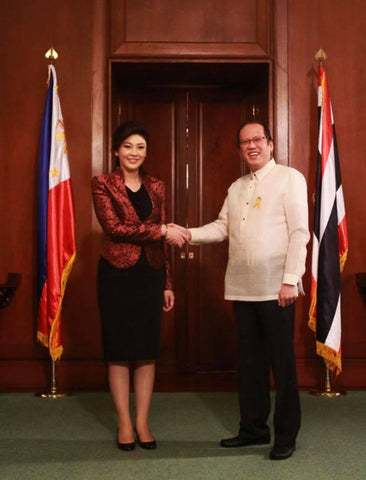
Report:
45,46,59,61
315,48,327,64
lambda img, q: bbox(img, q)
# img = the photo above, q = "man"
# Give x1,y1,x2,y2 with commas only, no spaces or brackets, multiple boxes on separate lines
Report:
167,120,309,460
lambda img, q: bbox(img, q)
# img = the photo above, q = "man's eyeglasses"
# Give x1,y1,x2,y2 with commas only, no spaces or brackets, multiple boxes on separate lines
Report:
239,136,268,147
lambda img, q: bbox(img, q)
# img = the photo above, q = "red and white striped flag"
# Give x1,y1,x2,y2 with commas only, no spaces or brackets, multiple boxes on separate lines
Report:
308,65,348,375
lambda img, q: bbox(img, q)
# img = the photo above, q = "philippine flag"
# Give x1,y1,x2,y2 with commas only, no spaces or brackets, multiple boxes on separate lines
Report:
37,65,76,361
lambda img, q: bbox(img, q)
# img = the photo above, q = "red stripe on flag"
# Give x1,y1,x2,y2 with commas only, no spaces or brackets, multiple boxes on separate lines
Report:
319,67,333,176
338,216,348,272
47,180,75,360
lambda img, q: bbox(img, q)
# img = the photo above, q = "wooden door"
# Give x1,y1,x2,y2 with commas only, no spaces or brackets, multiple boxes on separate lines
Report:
183,90,246,373
111,66,268,377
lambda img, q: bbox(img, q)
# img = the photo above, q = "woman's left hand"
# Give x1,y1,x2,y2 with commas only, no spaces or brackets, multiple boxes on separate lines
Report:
163,289,175,312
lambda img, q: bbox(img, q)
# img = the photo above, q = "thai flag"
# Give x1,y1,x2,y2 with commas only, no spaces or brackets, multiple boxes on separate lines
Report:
37,65,76,361
308,65,348,375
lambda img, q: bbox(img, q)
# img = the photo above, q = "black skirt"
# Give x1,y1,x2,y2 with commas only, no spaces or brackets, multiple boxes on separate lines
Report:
97,255,165,362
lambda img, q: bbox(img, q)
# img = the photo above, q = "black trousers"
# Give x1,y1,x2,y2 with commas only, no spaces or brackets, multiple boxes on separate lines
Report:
233,300,301,448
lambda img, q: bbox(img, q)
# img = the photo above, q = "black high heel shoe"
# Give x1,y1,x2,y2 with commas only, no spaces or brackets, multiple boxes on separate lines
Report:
116,430,135,451
135,428,157,450
117,440,135,451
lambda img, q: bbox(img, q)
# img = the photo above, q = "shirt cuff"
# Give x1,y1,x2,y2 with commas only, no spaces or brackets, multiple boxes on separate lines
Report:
282,273,299,286
188,228,197,244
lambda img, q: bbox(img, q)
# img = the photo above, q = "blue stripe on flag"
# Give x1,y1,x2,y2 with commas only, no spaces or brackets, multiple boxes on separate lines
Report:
36,71,54,302
316,202,341,342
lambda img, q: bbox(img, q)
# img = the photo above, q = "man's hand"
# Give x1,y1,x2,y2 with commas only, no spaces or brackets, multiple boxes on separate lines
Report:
278,284,298,307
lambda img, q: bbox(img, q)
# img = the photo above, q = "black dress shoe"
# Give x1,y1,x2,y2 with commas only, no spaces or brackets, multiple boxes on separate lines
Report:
220,435,270,448
117,440,135,451
269,444,296,460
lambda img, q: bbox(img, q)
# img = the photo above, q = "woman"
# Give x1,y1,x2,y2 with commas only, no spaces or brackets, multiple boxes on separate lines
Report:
92,121,174,451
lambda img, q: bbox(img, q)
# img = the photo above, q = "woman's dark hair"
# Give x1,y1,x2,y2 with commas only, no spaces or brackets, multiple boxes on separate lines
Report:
236,119,273,147
112,120,150,151
112,120,150,171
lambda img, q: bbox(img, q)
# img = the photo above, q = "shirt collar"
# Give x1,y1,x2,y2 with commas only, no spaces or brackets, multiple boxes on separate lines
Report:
251,158,276,181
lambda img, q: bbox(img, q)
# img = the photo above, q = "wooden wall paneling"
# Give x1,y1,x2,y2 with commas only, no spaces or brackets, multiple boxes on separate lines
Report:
272,0,288,165
0,0,98,390
2,356,365,393
90,1,108,384
92,0,108,179
110,0,271,58
1,0,365,391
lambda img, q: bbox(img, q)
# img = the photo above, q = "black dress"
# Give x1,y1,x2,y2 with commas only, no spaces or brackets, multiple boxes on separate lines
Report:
97,184,165,361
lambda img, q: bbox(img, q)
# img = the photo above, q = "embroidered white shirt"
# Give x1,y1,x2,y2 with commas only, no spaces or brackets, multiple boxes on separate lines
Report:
189,159,310,301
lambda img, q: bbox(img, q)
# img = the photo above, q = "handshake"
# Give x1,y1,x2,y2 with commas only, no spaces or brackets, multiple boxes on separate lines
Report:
163,223,192,248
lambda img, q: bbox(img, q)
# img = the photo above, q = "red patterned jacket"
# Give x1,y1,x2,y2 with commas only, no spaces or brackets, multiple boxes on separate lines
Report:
92,167,173,290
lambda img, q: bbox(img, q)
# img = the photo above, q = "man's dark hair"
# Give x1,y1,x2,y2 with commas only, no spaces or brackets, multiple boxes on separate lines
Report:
236,120,273,147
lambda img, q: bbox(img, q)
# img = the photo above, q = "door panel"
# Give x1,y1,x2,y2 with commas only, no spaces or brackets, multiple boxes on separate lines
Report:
185,90,246,372
115,90,180,373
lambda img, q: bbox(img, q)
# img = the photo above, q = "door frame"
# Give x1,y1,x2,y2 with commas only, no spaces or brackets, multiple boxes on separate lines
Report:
91,1,289,176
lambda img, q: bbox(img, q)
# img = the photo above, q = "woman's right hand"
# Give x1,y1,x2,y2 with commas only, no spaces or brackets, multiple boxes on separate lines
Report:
165,223,191,248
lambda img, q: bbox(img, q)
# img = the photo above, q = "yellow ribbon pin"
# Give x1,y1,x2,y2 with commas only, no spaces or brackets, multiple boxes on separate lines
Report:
253,196,262,208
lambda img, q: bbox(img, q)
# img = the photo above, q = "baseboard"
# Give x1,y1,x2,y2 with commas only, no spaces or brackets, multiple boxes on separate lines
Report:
1,358,365,392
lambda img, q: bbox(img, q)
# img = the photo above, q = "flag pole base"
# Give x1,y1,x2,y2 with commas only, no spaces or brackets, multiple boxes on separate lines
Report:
35,392,70,399
309,389,346,397
35,359,71,399
309,364,346,397
35,385,71,399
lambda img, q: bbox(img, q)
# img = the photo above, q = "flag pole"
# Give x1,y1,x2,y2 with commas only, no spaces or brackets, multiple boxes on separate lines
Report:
35,47,71,399
309,49,347,397
36,359,70,398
